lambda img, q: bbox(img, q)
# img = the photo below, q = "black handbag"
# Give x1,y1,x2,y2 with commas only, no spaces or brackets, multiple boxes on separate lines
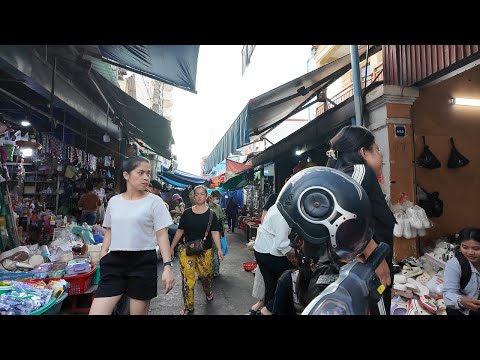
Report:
447,137,470,169
185,209,214,256
417,185,443,218
417,136,441,169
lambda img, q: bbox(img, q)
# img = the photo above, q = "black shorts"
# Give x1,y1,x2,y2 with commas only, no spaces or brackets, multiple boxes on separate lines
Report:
95,250,158,300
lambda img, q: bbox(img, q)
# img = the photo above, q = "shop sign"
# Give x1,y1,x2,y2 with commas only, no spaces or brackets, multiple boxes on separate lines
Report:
395,125,406,137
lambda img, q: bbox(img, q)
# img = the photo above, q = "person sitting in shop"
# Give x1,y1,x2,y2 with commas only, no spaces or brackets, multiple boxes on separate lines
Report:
443,227,480,315
78,181,101,225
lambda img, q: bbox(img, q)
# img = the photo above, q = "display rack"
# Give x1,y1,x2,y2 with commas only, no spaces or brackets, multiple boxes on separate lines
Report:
6,161,59,213
0,182,19,251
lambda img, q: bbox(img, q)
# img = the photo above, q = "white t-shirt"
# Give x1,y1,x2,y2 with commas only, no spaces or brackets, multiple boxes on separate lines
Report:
103,193,173,251
253,205,291,257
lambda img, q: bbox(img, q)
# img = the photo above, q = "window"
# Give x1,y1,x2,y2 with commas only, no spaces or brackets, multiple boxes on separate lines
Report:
361,64,372,79
242,45,256,75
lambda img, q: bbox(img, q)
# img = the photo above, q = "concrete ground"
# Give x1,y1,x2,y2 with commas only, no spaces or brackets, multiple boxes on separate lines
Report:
149,229,257,315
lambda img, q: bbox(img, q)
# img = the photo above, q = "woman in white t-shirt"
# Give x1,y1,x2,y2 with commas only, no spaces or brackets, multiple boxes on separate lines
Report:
89,156,175,315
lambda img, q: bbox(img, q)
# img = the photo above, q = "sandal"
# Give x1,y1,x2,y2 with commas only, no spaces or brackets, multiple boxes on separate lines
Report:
181,308,194,315
248,309,261,315
391,296,408,315
206,293,214,302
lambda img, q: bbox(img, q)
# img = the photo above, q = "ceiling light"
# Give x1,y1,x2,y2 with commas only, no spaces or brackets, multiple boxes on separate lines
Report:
451,97,480,107
21,121,31,127
21,148,33,157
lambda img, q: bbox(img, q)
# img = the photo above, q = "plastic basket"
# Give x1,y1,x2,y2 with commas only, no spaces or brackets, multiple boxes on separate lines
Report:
0,270,34,281
43,292,68,315
27,297,57,315
49,265,96,296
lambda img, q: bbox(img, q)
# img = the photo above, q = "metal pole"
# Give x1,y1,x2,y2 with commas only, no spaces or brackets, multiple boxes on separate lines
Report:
350,45,363,126
49,57,57,128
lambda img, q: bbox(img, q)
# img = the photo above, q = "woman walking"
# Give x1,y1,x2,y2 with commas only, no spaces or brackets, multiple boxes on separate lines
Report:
226,197,238,233
170,185,224,315
326,125,393,314
89,156,174,315
208,190,226,277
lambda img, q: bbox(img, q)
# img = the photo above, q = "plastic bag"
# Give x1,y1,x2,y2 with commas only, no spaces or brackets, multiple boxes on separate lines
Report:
221,235,228,256
393,212,404,238
406,207,423,230
426,275,444,296
414,205,431,229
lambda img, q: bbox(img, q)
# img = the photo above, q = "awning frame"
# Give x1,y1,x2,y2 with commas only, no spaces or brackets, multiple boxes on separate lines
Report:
203,45,380,173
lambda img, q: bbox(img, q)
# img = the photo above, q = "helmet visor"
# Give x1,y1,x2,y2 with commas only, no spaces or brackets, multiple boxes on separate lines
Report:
332,217,372,261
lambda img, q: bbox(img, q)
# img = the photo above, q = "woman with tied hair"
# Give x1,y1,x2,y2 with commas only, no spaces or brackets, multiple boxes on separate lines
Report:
170,185,224,315
443,227,480,315
208,189,226,277
89,156,175,315
170,193,185,225
326,125,395,315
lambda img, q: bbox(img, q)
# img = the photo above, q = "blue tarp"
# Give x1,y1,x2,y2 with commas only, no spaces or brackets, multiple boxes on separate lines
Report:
221,189,244,208
159,165,206,187
98,45,199,93
159,175,190,188
203,106,250,174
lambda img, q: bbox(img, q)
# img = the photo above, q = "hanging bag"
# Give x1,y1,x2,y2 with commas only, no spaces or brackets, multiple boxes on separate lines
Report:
447,137,470,169
185,209,214,256
417,136,441,169
221,235,229,256
418,186,444,218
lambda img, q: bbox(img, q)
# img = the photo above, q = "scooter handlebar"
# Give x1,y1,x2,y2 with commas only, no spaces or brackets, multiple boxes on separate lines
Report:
365,242,391,271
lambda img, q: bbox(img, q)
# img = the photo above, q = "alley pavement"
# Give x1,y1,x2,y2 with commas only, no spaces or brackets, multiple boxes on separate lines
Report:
149,228,256,315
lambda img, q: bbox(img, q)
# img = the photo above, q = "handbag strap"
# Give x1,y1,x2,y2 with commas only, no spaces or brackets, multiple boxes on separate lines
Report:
203,209,214,240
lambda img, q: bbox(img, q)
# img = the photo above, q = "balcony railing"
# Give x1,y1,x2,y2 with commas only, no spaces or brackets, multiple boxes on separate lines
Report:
315,63,383,118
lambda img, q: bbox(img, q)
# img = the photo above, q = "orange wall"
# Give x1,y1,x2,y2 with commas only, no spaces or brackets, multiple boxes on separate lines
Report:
387,123,418,260
412,65,480,248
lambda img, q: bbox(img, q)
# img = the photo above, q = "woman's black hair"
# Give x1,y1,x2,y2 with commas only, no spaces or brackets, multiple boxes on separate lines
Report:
326,125,376,170
95,178,105,186
119,156,150,193
211,190,221,198
457,227,480,244
193,185,208,196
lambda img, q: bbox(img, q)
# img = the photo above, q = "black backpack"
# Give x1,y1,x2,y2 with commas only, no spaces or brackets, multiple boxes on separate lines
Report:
455,251,472,290
307,262,340,302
